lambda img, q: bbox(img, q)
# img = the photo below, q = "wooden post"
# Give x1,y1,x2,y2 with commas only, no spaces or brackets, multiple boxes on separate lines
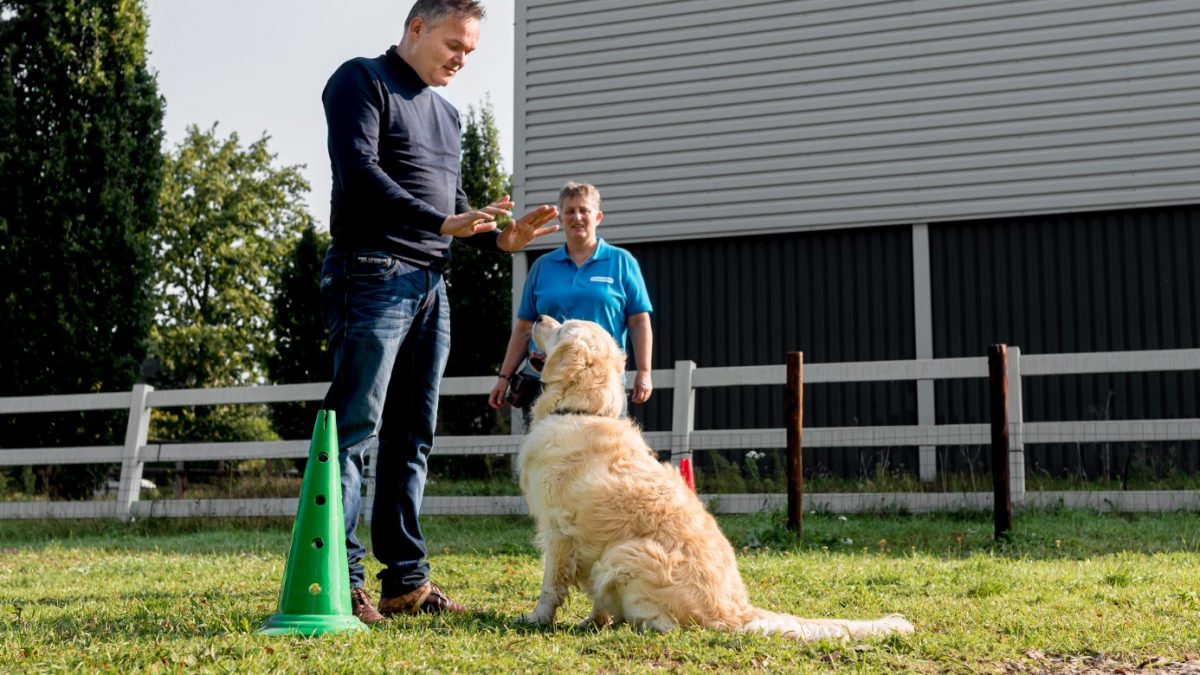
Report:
116,383,153,522
1006,346,1025,505
785,352,804,536
987,344,1012,540
670,360,696,468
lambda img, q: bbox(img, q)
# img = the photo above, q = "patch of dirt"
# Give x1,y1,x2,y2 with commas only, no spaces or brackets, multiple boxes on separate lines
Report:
1003,651,1200,674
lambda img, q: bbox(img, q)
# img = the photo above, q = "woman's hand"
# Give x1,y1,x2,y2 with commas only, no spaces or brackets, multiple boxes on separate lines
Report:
632,371,653,404
488,376,509,410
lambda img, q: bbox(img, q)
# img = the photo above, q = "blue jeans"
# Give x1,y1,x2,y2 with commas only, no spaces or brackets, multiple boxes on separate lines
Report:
320,250,450,597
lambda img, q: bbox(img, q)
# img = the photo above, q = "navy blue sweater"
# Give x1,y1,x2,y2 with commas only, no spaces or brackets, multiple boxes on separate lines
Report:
323,47,499,270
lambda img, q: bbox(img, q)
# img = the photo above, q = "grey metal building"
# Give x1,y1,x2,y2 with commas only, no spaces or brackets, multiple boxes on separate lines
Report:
513,0,1200,481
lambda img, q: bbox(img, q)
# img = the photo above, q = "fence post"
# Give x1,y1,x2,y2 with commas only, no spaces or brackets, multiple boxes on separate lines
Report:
785,352,804,536
116,383,153,521
911,222,938,482
1007,346,1025,506
917,380,937,482
509,251,530,481
987,345,1012,540
670,360,696,468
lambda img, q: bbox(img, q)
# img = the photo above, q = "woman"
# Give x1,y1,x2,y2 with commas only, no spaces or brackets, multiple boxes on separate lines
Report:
488,182,654,416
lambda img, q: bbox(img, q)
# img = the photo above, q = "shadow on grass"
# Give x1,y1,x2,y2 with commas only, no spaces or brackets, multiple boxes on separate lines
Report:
3,510,1199,561
0,593,276,641
723,508,1200,560
388,608,558,635
0,515,541,556
0,588,267,610
5,604,835,645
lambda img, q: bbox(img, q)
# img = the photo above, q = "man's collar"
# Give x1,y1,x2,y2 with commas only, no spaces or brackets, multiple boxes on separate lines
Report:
385,46,428,90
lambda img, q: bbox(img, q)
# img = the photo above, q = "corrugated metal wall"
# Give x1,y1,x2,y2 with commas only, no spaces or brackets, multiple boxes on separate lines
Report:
931,204,1200,479
523,205,1200,480
529,225,920,478
516,0,1200,246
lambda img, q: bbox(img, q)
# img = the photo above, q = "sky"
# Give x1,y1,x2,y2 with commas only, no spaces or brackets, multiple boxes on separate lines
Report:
143,0,515,230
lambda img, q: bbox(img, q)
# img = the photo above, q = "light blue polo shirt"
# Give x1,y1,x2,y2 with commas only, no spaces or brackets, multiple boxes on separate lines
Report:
518,238,653,353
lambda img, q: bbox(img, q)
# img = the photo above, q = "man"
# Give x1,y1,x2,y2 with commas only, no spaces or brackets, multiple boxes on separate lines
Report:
320,0,559,625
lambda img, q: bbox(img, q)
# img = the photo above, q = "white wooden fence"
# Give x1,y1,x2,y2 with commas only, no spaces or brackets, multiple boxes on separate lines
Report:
1,348,1198,520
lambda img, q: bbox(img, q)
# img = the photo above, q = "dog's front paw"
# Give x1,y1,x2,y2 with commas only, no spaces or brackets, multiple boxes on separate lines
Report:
576,611,613,630
518,610,553,626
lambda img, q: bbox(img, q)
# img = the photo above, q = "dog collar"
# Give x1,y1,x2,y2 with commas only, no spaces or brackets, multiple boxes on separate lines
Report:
550,408,628,420
551,408,596,416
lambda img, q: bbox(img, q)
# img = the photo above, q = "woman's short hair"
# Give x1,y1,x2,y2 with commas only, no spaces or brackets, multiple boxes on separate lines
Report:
558,182,601,209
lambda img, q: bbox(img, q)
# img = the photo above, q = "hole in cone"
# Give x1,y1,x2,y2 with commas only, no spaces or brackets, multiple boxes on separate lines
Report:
315,494,327,506
318,452,329,462
312,537,324,549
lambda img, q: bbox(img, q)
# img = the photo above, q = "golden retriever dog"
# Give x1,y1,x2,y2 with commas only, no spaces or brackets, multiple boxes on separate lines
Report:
516,317,914,641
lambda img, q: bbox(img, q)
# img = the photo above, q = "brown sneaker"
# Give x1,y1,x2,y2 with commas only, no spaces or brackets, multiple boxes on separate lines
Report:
350,587,385,625
378,582,467,615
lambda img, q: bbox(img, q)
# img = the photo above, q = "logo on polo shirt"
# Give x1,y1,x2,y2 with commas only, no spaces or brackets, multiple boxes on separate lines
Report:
590,276,614,284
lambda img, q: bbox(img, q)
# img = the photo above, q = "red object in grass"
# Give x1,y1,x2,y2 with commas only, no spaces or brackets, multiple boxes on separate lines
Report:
679,457,695,491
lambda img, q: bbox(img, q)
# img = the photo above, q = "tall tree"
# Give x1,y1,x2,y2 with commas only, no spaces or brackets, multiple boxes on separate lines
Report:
442,101,513,435
150,124,312,443
0,0,163,498
268,224,330,441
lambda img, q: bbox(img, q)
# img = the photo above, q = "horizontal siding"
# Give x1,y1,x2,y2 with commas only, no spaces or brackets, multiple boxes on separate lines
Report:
515,0,1200,245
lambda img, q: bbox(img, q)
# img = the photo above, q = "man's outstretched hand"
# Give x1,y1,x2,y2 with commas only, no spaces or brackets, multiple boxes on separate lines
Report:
440,196,559,251
497,198,559,252
439,196,511,238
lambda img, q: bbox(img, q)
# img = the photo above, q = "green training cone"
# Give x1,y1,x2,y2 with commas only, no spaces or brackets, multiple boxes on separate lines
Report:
258,410,366,636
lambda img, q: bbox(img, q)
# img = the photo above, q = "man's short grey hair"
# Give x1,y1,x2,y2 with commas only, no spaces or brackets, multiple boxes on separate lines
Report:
559,182,602,209
405,0,485,29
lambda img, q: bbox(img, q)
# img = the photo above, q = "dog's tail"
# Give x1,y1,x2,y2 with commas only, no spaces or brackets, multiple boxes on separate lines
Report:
738,608,913,641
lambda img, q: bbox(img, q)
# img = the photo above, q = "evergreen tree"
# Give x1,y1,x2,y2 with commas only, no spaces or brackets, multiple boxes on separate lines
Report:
149,124,312,444
442,101,513,436
0,0,163,498
268,224,330,441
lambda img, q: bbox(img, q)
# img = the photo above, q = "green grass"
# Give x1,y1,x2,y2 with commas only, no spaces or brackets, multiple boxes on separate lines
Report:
2,510,1199,673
